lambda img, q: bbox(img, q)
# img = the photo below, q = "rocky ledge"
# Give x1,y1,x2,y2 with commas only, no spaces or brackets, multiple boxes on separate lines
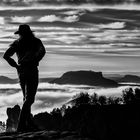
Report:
0,130,92,140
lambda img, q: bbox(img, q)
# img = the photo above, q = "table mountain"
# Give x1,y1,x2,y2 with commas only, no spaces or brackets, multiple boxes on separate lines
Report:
50,71,118,87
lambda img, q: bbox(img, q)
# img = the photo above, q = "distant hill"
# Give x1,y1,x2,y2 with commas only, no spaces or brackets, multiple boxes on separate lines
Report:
0,76,17,84
1,73,140,86
104,74,123,81
117,75,140,83
39,77,56,83
0,76,56,84
49,70,118,87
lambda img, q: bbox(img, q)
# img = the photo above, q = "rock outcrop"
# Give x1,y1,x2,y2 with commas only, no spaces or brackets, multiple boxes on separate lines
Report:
6,105,20,132
50,70,118,87
117,75,140,83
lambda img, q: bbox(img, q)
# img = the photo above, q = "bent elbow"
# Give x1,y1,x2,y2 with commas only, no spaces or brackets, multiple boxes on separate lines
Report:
3,54,9,60
3,54,6,60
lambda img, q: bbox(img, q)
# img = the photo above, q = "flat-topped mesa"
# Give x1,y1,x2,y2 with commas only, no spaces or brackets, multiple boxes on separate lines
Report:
50,70,118,87
62,71,103,79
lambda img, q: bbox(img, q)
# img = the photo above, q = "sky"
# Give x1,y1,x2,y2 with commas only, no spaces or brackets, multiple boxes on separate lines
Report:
0,3,140,78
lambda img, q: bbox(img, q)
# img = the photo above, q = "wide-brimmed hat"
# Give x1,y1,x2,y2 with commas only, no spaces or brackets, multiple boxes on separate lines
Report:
14,24,34,34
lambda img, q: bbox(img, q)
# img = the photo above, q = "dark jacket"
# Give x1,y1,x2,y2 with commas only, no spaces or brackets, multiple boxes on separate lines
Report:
3,36,46,68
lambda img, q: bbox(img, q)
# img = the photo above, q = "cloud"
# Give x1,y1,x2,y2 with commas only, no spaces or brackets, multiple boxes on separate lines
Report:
29,26,98,32
1,4,140,12
11,16,33,23
98,22,126,29
63,15,79,23
0,82,138,121
35,94,70,109
38,15,60,22
0,17,5,25
38,15,79,23
62,10,81,15
88,86,132,97
62,9,86,16
0,38,14,43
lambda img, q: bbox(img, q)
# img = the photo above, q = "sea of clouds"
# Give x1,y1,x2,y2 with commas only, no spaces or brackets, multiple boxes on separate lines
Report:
0,82,137,122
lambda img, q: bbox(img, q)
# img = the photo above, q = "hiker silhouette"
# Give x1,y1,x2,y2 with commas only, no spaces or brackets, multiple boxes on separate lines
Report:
3,24,46,132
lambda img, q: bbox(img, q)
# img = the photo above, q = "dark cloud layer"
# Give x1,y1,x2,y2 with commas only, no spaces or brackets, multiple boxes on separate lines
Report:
1,0,139,5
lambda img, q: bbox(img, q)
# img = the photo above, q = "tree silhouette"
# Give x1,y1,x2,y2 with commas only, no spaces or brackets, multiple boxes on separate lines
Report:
122,88,135,104
107,96,122,105
133,88,140,104
72,92,90,107
98,95,107,105
90,93,99,105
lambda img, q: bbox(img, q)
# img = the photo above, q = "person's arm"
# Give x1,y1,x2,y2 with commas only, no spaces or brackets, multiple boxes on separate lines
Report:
3,43,18,68
35,39,46,62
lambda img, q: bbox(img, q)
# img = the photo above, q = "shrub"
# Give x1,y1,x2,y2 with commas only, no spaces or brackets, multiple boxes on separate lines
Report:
122,88,135,104
72,92,90,107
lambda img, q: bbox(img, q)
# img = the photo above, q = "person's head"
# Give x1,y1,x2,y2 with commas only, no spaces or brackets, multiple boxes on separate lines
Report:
14,24,34,38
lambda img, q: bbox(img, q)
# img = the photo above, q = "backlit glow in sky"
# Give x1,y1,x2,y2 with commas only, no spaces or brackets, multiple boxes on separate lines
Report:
0,3,140,78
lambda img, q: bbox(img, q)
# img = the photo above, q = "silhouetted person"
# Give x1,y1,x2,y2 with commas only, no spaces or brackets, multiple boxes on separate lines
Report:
3,24,46,132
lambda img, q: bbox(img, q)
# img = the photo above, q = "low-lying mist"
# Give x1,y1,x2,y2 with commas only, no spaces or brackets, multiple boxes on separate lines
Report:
0,82,138,122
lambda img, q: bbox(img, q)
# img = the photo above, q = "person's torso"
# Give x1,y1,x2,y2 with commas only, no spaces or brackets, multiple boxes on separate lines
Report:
15,37,40,66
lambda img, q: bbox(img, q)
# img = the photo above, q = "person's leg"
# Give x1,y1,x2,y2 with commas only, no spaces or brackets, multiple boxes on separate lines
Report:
17,68,38,132
26,69,38,129
17,73,27,132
